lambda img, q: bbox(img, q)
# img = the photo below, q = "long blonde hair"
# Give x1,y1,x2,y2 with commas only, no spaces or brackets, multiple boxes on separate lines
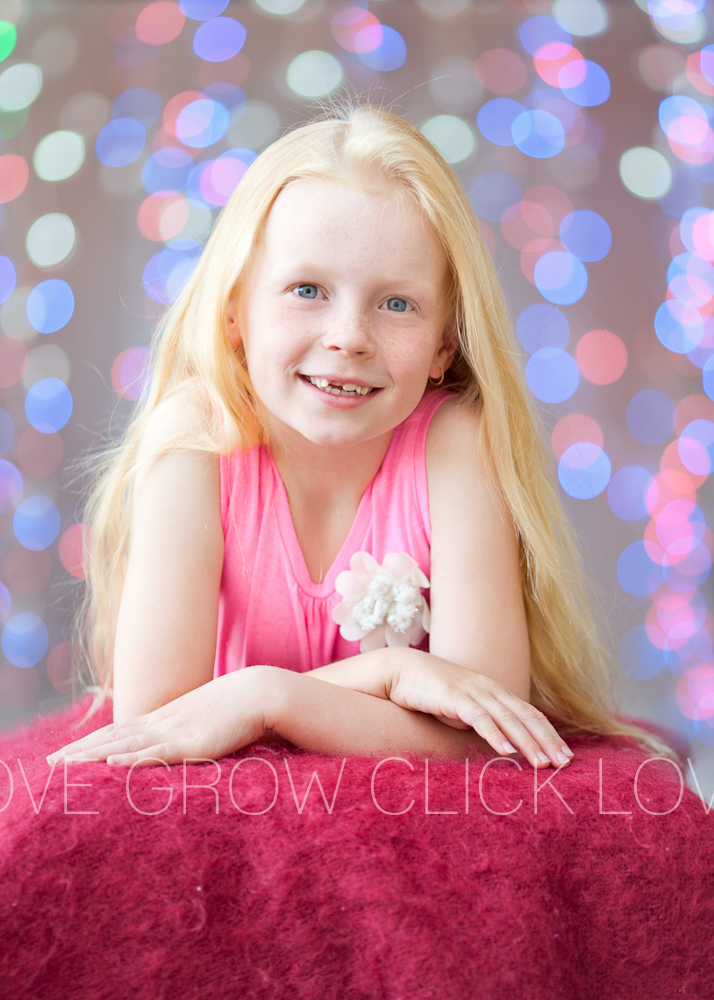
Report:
70,102,675,758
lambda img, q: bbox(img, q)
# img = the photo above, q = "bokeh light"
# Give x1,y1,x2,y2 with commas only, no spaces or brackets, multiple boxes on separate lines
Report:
0,153,28,201
58,524,88,578
620,147,672,199
517,303,569,353
552,413,603,458
420,115,475,164
558,442,611,499
525,347,579,403
0,458,22,514
559,210,611,261
96,118,145,167
473,49,526,94
1,612,48,669
26,279,74,334
25,378,73,433
608,466,654,521
551,0,608,37
627,389,675,445
13,494,60,550
33,130,85,181
135,2,186,45
533,251,588,304
0,62,42,111
286,51,342,98
192,17,246,62
575,329,627,384
26,213,75,268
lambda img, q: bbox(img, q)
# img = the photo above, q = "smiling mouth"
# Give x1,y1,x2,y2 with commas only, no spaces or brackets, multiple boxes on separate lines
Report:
300,375,375,397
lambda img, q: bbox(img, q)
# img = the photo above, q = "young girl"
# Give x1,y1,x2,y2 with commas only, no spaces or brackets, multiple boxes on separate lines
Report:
46,104,675,771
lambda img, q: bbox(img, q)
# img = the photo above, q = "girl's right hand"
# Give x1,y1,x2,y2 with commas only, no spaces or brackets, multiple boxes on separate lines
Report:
387,653,575,768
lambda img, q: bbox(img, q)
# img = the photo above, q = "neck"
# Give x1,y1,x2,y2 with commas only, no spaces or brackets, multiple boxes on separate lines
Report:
267,423,394,515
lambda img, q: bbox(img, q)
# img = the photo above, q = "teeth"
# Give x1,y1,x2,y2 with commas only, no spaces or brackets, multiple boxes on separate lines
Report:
306,376,373,396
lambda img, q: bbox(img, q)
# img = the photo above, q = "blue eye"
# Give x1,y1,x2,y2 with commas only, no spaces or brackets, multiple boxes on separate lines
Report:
295,284,319,299
385,297,408,312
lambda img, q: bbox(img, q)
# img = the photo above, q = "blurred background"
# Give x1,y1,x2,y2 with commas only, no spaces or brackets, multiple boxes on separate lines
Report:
1,0,714,797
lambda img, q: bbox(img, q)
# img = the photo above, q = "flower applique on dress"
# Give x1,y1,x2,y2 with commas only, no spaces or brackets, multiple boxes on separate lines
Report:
332,552,430,653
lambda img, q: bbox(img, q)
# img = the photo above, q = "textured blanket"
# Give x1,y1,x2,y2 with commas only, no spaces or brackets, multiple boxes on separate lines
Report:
1,695,712,1000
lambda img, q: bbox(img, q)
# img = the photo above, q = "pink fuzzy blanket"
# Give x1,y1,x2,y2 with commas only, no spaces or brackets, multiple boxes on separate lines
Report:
1,696,712,1000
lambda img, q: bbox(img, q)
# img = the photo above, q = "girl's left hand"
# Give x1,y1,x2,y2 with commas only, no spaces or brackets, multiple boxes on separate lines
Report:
45,667,270,768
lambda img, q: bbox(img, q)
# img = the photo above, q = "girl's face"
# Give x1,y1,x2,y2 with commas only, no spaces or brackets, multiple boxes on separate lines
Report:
228,176,454,451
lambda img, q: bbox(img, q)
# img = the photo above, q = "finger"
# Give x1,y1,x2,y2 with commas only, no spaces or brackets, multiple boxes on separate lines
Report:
107,745,176,768
46,720,148,763
470,694,574,768
49,728,152,764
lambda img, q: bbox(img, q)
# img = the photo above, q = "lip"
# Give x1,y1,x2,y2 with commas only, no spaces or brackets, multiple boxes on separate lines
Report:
299,373,378,389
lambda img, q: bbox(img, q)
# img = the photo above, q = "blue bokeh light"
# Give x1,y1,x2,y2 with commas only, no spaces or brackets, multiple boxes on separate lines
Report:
516,304,569,354
0,459,23,515
142,147,194,194
558,442,611,499
25,378,73,433
13,495,61,551
511,109,564,158
112,88,162,128
559,210,612,262
518,15,571,55
617,541,667,595
476,99,524,146
654,299,702,355
607,465,654,520
143,241,203,304
175,98,230,148
0,255,16,305
525,347,579,403
1,612,49,668
469,172,523,222
534,251,588,305
560,60,610,107
193,17,246,62
26,279,74,334
357,26,407,72
180,0,229,18
96,118,146,167
626,389,674,445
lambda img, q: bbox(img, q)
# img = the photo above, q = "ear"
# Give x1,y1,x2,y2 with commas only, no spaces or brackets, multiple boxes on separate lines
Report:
430,322,458,379
226,296,241,350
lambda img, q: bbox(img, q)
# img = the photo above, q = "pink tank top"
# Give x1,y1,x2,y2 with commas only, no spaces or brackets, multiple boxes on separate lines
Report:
213,389,451,677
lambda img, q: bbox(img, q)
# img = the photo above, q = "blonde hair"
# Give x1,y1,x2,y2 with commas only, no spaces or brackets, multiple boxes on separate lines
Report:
70,102,675,759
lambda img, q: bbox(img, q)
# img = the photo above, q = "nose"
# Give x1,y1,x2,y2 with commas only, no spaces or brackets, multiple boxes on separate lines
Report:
320,303,375,357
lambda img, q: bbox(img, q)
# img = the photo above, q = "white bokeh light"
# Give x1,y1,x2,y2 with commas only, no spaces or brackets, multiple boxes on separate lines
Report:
26,214,76,268
33,130,85,182
286,51,343,98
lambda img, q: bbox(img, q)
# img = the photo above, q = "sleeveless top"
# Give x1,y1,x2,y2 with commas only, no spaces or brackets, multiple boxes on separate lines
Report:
213,389,452,678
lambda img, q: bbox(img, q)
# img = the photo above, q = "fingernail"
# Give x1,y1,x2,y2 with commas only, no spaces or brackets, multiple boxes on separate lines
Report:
556,752,569,764
502,741,518,754
46,754,60,764
537,751,550,765
561,746,574,757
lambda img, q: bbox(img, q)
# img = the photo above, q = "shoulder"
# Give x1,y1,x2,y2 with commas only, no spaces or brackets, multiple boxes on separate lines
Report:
137,381,215,462
426,396,486,491
426,395,511,532
134,385,219,505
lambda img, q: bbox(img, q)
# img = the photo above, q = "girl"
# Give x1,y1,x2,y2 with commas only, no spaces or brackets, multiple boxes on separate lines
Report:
46,103,675,771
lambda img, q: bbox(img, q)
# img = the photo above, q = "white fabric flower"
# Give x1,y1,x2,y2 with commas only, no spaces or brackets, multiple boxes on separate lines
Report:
332,552,430,653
